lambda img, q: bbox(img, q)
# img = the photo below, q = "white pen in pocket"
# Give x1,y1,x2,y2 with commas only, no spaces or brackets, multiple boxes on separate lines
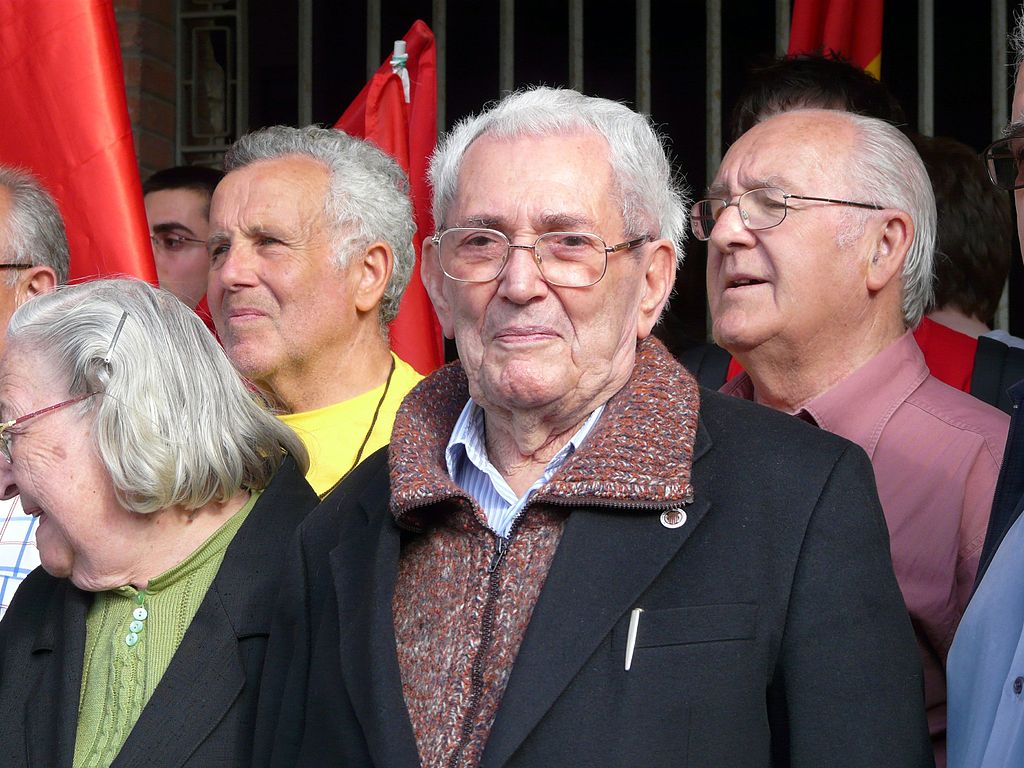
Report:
624,607,643,671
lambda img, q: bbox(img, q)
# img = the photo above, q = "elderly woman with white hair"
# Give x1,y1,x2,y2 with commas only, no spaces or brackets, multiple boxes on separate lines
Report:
0,279,317,767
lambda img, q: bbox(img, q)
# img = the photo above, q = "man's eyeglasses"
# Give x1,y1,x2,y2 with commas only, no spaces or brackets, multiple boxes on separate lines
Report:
983,137,1024,191
431,228,652,288
0,393,97,463
150,233,206,253
0,264,33,271
690,186,883,242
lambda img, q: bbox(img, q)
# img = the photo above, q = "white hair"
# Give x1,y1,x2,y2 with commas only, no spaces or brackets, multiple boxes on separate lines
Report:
224,125,416,327
429,86,691,264
831,111,936,328
6,279,308,513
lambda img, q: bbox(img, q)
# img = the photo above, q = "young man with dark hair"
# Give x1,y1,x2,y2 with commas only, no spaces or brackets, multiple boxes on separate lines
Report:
143,165,224,311
730,51,906,140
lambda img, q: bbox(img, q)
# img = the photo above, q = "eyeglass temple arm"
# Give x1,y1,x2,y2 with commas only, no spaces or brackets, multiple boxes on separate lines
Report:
2,392,96,431
784,194,882,211
606,235,653,254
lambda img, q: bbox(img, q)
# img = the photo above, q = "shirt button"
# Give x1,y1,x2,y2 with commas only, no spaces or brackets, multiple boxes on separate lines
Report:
125,632,139,647
133,607,148,621
129,620,145,633
1013,677,1023,695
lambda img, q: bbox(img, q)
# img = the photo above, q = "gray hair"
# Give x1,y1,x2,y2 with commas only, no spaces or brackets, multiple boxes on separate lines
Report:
223,125,416,327
429,86,691,264
827,111,936,328
0,166,70,286
1013,6,1024,72
6,279,308,514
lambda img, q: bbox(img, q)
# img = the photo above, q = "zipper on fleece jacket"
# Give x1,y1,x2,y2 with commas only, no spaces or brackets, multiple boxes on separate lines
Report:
443,490,694,768
447,522,520,768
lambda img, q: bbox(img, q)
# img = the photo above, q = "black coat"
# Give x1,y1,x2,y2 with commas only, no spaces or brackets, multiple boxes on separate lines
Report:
256,390,934,768
976,378,1024,589
0,455,317,768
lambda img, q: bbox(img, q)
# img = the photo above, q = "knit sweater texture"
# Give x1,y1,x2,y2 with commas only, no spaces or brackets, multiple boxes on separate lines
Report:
72,492,259,768
388,336,700,768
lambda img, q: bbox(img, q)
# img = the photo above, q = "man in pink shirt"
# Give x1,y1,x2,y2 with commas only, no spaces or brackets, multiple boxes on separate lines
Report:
693,108,1009,767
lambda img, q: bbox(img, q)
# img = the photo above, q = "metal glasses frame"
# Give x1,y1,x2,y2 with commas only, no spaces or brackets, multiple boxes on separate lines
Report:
690,186,883,241
431,227,652,287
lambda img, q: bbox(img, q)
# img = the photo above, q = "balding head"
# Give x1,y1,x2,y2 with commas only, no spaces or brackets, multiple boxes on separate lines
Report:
704,110,933,403
0,167,69,356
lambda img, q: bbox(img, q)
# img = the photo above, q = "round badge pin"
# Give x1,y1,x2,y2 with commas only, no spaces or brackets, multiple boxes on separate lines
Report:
660,508,687,529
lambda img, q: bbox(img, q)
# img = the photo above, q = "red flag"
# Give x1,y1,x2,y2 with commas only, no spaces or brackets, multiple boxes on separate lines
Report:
337,20,444,375
788,0,884,78
0,0,156,284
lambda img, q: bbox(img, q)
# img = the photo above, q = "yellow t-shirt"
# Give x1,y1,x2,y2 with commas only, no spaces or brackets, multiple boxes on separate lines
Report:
279,353,423,496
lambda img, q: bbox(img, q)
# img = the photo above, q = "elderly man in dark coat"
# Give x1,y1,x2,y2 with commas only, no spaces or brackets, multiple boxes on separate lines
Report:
254,87,933,768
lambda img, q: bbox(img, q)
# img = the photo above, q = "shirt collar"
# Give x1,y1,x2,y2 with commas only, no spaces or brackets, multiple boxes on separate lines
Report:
445,398,605,486
388,337,701,528
722,331,929,458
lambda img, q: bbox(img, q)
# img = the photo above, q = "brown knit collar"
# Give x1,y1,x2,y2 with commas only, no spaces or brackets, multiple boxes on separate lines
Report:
388,336,701,528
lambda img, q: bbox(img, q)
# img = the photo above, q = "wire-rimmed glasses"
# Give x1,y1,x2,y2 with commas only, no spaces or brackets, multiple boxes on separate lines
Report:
431,228,652,288
149,233,206,253
0,393,97,463
0,310,129,463
690,186,883,241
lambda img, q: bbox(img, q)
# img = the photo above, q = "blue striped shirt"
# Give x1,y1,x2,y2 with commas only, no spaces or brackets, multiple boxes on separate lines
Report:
445,399,604,538
0,497,38,619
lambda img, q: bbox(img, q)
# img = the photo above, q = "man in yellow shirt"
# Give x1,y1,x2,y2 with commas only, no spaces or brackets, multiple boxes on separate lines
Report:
207,126,423,497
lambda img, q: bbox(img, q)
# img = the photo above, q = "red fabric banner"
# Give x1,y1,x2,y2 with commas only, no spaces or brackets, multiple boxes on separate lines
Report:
0,0,156,284
788,0,884,77
336,20,444,375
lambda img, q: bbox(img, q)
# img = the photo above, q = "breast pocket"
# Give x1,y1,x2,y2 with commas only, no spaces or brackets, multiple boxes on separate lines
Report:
612,603,758,651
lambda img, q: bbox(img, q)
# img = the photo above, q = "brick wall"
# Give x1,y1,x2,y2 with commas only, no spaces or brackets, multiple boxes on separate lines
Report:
114,0,176,181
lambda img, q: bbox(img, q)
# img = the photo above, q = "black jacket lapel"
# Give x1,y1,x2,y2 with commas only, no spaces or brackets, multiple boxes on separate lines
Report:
26,582,89,768
111,591,245,768
330,471,420,768
113,456,314,768
481,424,713,768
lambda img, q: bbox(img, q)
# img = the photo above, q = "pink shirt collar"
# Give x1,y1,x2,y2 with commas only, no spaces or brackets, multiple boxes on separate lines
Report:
721,331,929,459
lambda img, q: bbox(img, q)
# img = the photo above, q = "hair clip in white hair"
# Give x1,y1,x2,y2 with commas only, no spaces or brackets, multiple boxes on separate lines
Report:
103,310,129,365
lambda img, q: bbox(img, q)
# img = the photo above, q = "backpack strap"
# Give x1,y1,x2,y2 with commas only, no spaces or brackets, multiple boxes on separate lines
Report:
971,335,1024,415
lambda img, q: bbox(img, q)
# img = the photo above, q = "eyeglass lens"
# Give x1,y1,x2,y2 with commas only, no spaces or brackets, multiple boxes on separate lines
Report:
438,229,608,287
986,138,1024,191
150,233,202,252
691,188,790,241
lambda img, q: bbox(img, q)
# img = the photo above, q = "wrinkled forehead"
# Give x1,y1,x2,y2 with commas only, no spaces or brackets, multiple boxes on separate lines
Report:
713,112,853,195
451,132,616,217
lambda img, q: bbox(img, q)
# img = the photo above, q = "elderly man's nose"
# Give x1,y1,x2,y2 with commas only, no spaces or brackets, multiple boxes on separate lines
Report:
497,246,548,302
709,203,756,250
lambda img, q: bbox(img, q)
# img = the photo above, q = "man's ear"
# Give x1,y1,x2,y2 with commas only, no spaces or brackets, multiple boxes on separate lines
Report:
352,242,393,314
866,211,912,293
16,266,57,304
421,238,456,339
636,239,677,339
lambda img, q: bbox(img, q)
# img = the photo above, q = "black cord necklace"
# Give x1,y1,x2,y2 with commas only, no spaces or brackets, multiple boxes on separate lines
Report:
317,356,396,501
